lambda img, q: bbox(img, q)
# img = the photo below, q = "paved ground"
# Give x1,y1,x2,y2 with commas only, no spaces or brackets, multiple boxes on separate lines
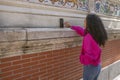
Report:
113,74,120,80
80,74,120,80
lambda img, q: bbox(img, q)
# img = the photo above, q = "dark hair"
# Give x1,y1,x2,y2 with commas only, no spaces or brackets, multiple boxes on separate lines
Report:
85,13,108,47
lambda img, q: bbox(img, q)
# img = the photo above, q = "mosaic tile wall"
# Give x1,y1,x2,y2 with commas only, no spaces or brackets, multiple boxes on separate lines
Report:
22,0,89,11
95,0,120,16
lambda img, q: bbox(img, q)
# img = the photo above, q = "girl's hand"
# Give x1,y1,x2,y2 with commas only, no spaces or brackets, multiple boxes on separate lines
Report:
64,22,71,28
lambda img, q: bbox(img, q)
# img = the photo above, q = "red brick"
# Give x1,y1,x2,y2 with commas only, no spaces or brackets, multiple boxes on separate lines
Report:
0,56,21,63
22,61,38,67
12,73,22,79
0,62,11,68
1,73,22,80
31,56,40,61
1,64,22,72
22,53,38,59
30,77,39,80
31,72,41,77
39,51,52,56
22,69,39,76
13,67,31,74
31,64,41,70
13,59,30,65
16,75,31,80
0,71,12,78
39,55,46,60
1,76,14,80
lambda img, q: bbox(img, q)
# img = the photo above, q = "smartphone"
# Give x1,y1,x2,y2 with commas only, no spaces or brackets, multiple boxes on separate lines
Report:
60,18,64,28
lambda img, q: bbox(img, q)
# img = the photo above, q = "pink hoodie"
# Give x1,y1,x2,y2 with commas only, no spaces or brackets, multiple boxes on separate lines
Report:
71,26,101,66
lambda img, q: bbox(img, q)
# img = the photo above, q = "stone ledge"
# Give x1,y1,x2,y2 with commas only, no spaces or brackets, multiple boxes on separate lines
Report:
0,28,26,42
26,28,79,40
113,74,120,80
0,37,82,58
0,28,120,42
0,41,25,58
0,28,80,42
98,60,120,80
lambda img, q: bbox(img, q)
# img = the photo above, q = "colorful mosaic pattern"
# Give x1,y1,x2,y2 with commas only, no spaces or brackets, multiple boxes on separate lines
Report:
24,0,89,11
95,0,120,16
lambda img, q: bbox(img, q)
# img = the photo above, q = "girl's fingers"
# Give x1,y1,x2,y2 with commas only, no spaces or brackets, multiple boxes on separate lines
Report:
64,22,71,28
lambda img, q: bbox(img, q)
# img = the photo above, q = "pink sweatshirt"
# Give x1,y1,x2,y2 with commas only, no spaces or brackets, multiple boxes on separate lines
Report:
71,26,101,66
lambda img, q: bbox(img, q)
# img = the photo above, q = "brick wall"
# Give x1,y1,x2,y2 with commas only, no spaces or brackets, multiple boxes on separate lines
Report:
102,40,120,67
0,39,120,80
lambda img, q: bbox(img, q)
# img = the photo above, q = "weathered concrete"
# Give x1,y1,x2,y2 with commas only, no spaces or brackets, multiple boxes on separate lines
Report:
0,28,83,58
26,28,79,40
0,28,26,41
113,74,120,80
98,60,120,80
0,41,26,57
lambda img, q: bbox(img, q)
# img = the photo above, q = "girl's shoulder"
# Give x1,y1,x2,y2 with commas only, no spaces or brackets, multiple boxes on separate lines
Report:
84,33,92,38
84,33,94,41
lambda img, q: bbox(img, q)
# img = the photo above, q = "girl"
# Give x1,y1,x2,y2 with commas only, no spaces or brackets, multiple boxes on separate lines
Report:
65,13,108,80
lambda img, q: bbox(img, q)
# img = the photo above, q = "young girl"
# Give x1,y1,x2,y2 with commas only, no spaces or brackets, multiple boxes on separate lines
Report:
65,13,108,80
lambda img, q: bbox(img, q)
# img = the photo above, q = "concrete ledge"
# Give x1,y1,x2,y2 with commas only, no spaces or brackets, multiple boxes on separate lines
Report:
0,28,80,42
0,36,82,58
26,28,79,40
0,28,120,42
98,60,120,80
0,28,26,42
113,74,120,80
